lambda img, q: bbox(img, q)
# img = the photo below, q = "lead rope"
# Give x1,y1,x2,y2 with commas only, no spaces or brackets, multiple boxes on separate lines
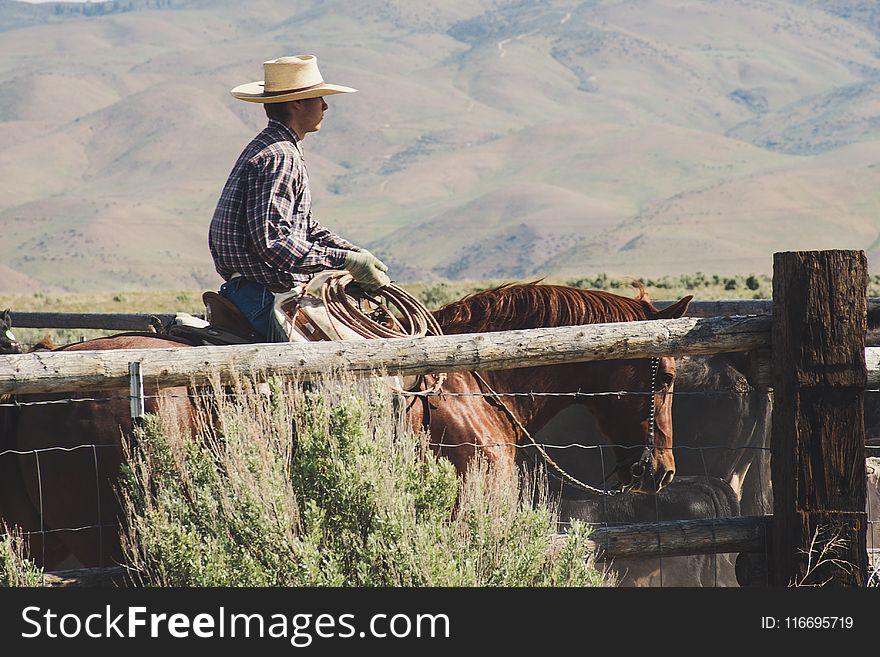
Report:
470,358,660,497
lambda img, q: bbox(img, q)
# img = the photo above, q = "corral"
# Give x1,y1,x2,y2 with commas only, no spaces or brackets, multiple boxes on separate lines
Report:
1,250,877,587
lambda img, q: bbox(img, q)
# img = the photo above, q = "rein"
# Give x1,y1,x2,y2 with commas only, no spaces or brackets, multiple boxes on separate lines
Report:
470,358,660,497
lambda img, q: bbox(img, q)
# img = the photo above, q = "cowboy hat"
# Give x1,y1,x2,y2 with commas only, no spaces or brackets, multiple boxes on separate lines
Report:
231,55,357,103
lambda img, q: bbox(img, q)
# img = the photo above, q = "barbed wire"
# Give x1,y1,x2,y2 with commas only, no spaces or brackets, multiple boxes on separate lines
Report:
0,386,768,408
0,440,770,456
6,523,116,539
426,441,771,451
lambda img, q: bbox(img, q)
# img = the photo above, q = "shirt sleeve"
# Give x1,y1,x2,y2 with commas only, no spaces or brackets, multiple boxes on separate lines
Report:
244,152,347,272
309,218,360,252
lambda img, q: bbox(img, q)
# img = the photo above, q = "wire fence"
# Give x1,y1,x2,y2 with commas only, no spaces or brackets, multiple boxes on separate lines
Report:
1,374,877,586
0,377,769,587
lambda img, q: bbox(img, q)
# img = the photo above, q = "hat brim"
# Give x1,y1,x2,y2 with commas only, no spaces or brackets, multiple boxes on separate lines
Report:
231,81,357,103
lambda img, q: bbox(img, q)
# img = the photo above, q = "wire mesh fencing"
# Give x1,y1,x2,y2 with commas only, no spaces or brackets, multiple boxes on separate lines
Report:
2,373,878,587
0,372,770,585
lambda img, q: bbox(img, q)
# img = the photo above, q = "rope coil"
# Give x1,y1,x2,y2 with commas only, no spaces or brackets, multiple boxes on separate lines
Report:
320,273,444,339
318,272,446,393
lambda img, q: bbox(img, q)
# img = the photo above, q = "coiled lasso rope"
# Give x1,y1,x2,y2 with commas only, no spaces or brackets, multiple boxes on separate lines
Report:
319,272,446,393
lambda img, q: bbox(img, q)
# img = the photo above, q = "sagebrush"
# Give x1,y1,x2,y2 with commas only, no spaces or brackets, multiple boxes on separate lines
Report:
119,375,609,587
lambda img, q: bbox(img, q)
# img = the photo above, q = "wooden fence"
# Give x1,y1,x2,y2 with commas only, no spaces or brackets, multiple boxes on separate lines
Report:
0,249,873,586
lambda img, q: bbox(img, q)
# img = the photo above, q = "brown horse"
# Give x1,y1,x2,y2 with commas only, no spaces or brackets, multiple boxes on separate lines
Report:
1,335,195,568
413,283,692,493
1,284,690,568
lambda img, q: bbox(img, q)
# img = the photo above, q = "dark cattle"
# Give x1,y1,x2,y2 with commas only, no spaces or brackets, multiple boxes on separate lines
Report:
670,354,772,518
558,476,740,586
1,310,18,354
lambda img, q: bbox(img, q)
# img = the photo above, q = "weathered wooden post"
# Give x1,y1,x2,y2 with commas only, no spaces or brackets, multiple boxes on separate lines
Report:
770,250,868,586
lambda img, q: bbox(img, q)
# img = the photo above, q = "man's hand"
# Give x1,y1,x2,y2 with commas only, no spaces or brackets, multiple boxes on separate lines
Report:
343,251,391,291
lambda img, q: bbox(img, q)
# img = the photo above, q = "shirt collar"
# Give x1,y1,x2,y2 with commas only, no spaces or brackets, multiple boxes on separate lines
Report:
268,119,303,155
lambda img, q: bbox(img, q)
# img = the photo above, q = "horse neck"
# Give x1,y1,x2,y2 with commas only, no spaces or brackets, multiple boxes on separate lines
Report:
477,363,604,433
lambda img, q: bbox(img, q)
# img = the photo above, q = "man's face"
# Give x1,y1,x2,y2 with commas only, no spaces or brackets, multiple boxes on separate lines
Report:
297,96,328,134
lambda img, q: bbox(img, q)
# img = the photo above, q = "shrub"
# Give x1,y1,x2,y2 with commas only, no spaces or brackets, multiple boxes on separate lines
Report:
0,526,45,587
119,376,608,587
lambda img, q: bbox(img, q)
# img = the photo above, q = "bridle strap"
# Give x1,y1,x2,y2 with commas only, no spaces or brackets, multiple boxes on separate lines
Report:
628,357,659,482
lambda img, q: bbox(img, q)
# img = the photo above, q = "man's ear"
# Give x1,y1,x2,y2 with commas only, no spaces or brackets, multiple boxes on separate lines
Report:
654,296,693,319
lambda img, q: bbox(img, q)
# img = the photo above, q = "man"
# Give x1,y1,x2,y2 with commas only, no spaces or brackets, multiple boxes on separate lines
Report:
209,55,389,342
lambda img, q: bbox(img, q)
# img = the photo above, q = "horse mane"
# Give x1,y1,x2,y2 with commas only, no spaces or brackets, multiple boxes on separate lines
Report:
433,282,661,334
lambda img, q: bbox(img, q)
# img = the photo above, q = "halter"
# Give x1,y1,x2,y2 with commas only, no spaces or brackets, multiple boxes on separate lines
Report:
471,356,661,497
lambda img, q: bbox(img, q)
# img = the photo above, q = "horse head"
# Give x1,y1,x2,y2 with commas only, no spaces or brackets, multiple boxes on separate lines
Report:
575,296,691,494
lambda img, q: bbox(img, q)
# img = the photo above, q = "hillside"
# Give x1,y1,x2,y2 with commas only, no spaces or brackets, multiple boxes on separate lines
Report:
1,0,879,292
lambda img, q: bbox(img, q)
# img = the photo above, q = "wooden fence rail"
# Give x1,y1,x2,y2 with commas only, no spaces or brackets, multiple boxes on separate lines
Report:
8,312,174,332
8,315,880,395
46,516,770,586
0,314,772,395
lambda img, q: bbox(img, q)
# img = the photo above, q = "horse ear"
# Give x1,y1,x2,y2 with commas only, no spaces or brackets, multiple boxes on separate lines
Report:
654,295,693,320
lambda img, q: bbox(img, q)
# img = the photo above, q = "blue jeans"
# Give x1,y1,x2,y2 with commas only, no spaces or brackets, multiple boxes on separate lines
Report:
219,278,288,342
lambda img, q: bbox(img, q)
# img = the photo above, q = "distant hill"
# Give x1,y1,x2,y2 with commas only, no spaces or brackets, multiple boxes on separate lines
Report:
1,0,880,293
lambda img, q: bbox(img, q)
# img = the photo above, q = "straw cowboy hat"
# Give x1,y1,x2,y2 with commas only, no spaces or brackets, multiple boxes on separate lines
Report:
231,55,357,103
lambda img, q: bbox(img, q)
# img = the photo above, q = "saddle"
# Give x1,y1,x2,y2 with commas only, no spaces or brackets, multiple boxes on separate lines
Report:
163,292,255,346
165,287,345,346
202,291,257,339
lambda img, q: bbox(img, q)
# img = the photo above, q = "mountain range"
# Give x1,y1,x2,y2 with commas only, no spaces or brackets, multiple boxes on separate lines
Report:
1,0,879,292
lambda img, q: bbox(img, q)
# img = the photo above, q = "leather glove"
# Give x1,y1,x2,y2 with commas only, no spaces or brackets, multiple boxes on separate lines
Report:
343,250,391,291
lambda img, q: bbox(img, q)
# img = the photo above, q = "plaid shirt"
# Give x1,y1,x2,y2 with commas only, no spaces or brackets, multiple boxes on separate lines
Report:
209,120,356,289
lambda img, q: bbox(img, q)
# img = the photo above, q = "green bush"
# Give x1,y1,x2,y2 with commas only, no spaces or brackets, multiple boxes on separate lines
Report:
0,526,45,587
119,376,607,587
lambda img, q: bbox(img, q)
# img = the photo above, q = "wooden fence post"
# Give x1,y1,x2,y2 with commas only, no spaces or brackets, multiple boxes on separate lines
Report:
770,250,869,586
